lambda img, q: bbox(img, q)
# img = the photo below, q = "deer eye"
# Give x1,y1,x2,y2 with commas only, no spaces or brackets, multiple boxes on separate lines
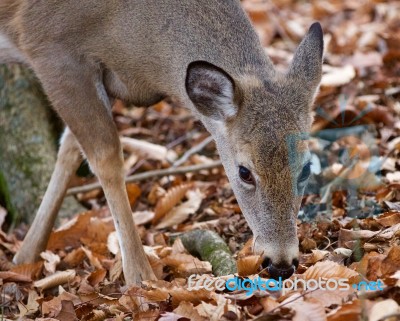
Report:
239,166,254,184
298,162,312,183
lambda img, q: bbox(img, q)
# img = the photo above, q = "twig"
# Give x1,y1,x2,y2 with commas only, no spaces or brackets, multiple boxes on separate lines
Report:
172,136,214,167
66,160,222,196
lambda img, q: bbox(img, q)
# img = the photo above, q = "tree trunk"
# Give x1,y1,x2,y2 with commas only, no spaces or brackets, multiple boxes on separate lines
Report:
0,63,84,226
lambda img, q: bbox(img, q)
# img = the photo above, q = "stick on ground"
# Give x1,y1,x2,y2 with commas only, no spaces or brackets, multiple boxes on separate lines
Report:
66,160,222,196
177,229,237,276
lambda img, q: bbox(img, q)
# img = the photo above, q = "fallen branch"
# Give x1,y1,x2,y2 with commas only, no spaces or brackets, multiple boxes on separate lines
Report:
175,229,237,276
172,136,214,167
66,160,222,196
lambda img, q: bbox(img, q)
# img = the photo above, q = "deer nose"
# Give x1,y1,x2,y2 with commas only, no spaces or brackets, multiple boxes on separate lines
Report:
261,257,299,280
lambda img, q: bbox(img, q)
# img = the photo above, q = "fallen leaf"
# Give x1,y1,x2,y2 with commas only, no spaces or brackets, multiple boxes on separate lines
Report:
282,294,327,321
81,246,103,270
158,312,188,321
369,299,399,321
0,271,31,282
40,250,60,274
381,246,400,277
376,212,400,227
327,300,362,321
54,300,77,321
87,269,107,287
34,270,76,291
133,210,155,225
126,183,141,206
153,183,193,224
237,254,263,276
17,290,40,317
156,189,203,229
303,261,360,284
321,65,355,87
173,301,207,321
10,261,43,280
41,287,80,316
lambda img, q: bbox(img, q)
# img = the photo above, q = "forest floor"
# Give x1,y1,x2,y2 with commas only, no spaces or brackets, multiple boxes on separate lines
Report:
1,0,400,320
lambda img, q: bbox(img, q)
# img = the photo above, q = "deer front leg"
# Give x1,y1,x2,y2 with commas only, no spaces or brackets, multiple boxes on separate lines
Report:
27,53,156,284
14,128,82,264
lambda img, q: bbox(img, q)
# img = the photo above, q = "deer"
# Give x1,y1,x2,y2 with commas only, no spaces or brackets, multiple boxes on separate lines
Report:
0,0,323,284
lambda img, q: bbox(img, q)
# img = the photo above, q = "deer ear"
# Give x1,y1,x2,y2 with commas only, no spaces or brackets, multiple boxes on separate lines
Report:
186,61,237,121
288,22,324,90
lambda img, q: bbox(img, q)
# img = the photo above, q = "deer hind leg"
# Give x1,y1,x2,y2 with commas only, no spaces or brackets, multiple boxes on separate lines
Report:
23,51,156,284
13,128,82,264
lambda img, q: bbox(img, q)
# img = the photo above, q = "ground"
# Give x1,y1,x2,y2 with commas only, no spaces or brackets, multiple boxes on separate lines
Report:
1,0,400,320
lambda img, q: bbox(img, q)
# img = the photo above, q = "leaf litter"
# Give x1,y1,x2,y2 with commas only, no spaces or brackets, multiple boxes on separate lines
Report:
1,0,400,320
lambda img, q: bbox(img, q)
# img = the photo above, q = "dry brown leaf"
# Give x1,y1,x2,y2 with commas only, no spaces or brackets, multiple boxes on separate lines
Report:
0,271,32,282
133,210,155,225
40,250,60,274
141,279,212,307
63,248,86,267
321,65,355,87
340,224,400,250
173,301,207,321
356,251,385,281
10,261,43,280
107,231,120,255
333,248,353,258
163,253,204,268
83,216,115,255
41,286,80,316
83,309,107,321
17,290,40,317
303,250,330,264
109,252,123,282
148,184,166,205
162,253,212,276
144,246,165,279
87,269,107,287
238,238,254,256
82,246,103,270
171,238,187,254
195,294,232,321
386,172,400,183
158,312,186,321
34,270,76,291
327,300,362,321
260,296,280,313
381,246,400,277
305,289,355,308
126,182,141,206
282,294,327,321
47,210,107,251
303,261,360,284
55,300,77,321
369,299,400,321
156,189,203,229
376,212,400,227
153,183,193,224
301,237,317,252
237,254,263,276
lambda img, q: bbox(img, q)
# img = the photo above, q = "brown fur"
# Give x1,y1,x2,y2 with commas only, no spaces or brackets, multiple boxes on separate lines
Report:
0,0,323,284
